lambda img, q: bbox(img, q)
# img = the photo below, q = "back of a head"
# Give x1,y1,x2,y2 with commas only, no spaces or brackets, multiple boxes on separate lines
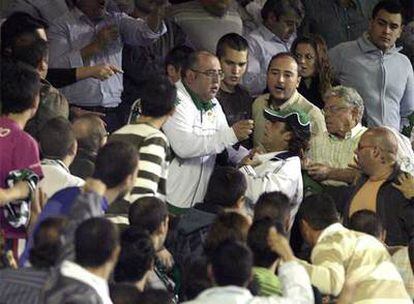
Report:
128,197,168,234
39,117,75,160
248,218,285,268
75,217,120,268
210,240,253,287
253,191,290,223
297,193,339,231
1,60,40,115
136,289,173,304
164,45,195,71
261,0,304,22
365,127,398,162
72,114,107,152
29,216,68,268
203,166,247,208
114,227,155,283
1,12,47,56
372,0,403,20
204,212,250,256
10,38,48,69
216,33,249,59
349,210,384,239
109,283,141,304
93,141,138,188
140,75,176,118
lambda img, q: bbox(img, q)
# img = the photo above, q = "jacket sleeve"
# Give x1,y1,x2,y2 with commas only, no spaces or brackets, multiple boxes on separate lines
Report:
162,99,238,159
400,62,414,121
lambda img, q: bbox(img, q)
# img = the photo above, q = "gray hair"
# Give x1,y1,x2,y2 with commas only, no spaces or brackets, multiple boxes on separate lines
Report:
324,86,364,122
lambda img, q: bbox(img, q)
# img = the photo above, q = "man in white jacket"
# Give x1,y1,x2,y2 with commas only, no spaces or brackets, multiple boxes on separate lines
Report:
163,51,254,211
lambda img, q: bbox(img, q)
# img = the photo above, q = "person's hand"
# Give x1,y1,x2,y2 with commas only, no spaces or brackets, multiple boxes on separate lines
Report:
392,172,414,199
156,248,174,270
83,178,106,196
239,148,262,167
0,181,30,206
232,119,254,141
267,227,295,262
95,24,119,49
307,163,332,181
89,64,123,81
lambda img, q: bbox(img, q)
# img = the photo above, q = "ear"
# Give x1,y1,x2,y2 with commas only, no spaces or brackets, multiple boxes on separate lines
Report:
282,129,293,143
207,263,215,283
69,140,78,157
111,245,121,264
37,58,48,78
235,195,245,210
296,75,301,88
166,64,177,78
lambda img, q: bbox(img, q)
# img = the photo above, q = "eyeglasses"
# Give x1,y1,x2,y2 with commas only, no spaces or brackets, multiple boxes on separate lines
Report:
191,69,225,80
322,105,350,114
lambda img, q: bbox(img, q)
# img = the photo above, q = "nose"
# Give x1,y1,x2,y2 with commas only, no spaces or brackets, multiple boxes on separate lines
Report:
232,65,240,75
211,74,220,83
297,55,305,64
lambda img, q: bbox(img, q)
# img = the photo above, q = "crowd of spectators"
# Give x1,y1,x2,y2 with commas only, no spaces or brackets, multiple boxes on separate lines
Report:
0,0,414,303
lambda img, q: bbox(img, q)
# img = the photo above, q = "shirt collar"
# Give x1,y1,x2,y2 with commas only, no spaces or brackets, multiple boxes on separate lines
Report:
316,223,345,244
41,159,70,173
60,260,112,304
183,82,216,112
258,24,285,44
328,123,365,140
358,32,402,54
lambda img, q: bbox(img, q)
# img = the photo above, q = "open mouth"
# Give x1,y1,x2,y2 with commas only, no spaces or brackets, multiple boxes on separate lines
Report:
274,86,285,93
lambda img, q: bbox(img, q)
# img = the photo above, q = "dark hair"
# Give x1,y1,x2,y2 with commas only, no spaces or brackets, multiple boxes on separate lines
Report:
93,141,138,188
216,33,249,59
164,45,195,71
372,0,403,20
210,240,253,287
283,120,310,159
253,191,290,223
75,217,120,268
204,212,250,256
349,210,384,239
39,117,76,159
261,0,304,22
140,76,176,118
267,52,299,73
29,217,68,268
11,38,48,69
128,197,168,234
1,60,40,114
297,194,339,230
204,167,247,208
248,218,285,268
72,114,107,152
291,34,334,95
1,12,47,56
114,227,155,283
109,283,141,304
136,289,173,304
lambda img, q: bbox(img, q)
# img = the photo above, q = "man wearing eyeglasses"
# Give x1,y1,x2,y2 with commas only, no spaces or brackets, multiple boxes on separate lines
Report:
163,51,254,212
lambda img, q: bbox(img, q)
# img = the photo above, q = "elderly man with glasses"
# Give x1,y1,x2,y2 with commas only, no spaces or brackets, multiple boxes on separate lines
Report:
163,51,254,213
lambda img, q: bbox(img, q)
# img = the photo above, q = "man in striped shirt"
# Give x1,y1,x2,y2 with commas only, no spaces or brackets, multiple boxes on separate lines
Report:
297,193,411,303
110,76,176,203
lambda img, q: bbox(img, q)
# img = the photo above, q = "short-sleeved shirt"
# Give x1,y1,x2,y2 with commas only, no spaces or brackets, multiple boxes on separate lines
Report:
0,116,43,237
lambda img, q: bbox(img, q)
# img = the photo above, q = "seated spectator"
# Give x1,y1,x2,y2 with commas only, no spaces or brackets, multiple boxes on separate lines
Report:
0,61,43,251
307,86,366,185
10,37,69,140
253,191,291,230
41,218,120,304
110,76,176,203
244,0,304,96
291,34,335,109
38,117,84,199
114,227,155,291
349,210,414,299
252,52,325,148
182,240,314,303
0,217,67,304
19,141,139,266
169,0,243,53
70,114,108,179
165,45,195,84
297,193,411,302
128,197,176,298
248,219,285,296
339,127,414,246
329,0,414,131
172,166,247,267
240,108,310,221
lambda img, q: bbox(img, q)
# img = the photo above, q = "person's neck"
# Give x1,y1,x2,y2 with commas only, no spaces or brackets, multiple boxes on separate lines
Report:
104,187,121,204
5,113,30,129
85,265,110,281
269,96,289,108
220,81,236,93
135,273,149,292
368,165,393,181
61,155,74,168
137,116,165,130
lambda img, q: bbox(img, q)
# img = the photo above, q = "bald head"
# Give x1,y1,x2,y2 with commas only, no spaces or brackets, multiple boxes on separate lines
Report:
362,127,398,163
